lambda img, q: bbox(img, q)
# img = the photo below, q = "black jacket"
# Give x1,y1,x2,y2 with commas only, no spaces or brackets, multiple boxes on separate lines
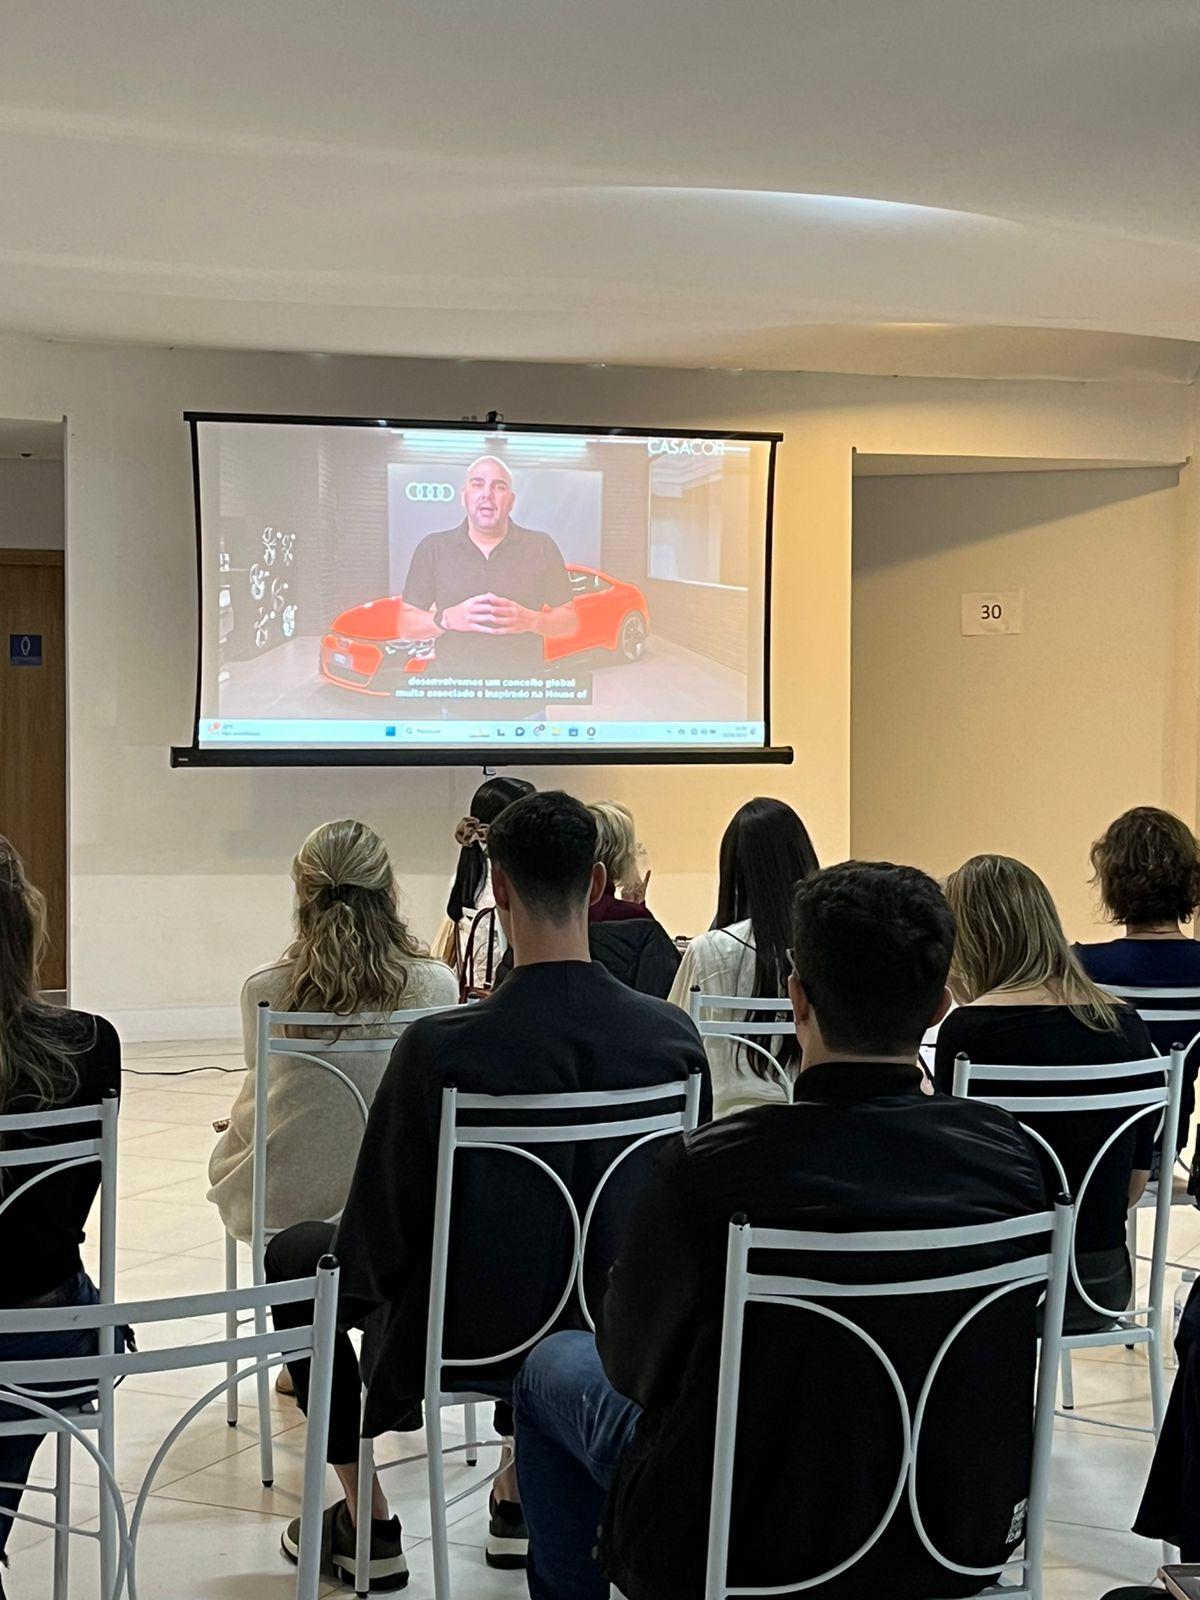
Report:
596,1064,1049,1600
587,918,681,999
332,961,711,1435
493,922,681,1000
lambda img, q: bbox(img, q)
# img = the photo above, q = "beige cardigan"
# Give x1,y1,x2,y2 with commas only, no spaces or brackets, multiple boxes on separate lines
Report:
206,957,458,1242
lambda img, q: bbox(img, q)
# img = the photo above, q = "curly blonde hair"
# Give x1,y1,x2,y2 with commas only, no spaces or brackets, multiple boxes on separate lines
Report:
283,820,426,1015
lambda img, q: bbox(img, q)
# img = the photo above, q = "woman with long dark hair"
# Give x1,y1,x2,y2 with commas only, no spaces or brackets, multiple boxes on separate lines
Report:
669,798,819,1116
0,836,121,1575
438,776,535,993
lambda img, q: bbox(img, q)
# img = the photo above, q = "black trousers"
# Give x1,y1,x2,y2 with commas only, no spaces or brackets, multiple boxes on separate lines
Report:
1133,1272,1200,1556
267,1221,365,1464
265,1220,514,1467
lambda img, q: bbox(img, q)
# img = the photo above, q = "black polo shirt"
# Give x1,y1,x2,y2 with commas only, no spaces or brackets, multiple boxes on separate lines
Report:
402,520,572,679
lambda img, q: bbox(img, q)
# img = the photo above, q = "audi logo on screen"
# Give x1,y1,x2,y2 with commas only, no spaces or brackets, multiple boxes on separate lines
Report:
405,482,456,502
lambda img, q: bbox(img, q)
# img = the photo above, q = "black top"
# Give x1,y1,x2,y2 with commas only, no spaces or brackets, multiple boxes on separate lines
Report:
596,1063,1049,1600
587,919,681,1000
332,961,711,1435
0,1009,121,1306
402,519,572,678
934,1004,1154,1259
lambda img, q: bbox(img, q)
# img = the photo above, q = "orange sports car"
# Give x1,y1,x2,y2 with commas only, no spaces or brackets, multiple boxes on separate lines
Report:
319,565,650,694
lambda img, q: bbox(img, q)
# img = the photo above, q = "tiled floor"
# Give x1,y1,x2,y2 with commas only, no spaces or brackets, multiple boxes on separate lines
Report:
6,1038,1196,1597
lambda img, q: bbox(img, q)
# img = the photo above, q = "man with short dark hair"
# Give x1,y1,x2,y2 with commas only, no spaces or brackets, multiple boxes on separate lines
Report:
514,861,1050,1600
267,790,708,1591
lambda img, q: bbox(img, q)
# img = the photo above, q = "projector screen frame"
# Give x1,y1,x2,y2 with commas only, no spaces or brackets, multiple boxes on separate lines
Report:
172,411,791,769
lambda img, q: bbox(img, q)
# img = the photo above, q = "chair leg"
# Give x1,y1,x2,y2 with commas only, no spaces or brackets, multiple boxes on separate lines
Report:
1150,1318,1168,1435
251,1240,275,1486
464,1402,478,1468
225,1232,239,1427
426,1400,452,1600
1060,1349,1075,1410
355,1429,374,1599
52,1430,71,1600
97,1375,117,1599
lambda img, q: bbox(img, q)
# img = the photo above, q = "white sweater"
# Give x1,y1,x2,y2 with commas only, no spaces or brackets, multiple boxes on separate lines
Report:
667,920,793,1119
207,956,458,1241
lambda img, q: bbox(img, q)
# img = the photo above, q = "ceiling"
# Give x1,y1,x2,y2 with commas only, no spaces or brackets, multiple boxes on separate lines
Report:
2,1,1199,378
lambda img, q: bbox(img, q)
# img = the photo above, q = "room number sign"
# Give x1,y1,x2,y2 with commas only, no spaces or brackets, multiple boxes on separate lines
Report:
961,590,1024,636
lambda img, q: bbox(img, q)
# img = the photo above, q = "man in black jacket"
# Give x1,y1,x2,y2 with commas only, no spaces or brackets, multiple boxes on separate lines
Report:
513,861,1050,1600
266,790,709,1591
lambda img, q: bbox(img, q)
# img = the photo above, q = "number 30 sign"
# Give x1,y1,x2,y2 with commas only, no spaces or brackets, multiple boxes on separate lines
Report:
961,590,1024,636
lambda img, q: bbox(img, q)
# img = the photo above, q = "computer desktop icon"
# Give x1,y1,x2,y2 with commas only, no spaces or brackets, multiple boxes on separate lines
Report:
568,727,579,737
384,725,397,737
515,726,527,737
533,724,546,736
586,726,597,737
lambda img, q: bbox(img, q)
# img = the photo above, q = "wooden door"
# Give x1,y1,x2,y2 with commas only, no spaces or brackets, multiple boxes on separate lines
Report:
0,551,66,989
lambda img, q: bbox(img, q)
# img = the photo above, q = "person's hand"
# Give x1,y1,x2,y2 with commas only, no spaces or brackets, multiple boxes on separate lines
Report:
474,594,538,634
439,594,523,634
625,867,651,905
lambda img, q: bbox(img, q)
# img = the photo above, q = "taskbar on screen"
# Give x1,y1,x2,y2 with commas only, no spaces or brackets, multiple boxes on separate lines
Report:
197,718,766,749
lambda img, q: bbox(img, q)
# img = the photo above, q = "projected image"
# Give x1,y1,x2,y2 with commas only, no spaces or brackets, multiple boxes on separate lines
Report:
192,418,775,753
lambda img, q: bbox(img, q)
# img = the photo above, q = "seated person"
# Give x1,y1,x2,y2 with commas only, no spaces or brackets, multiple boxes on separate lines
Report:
266,791,709,1592
586,801,680,998
668,797,819,1116
937,854,1153,1328
516,861,1050,1600
1076,804,1200,1152
0,837,122,1586
435,776,535,995
207,819,457,1242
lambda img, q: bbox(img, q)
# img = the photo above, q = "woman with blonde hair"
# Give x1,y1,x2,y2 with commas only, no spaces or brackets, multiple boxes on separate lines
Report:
934,853,1153,1326
0,837,122,1574
208,819,457,1242
585,801,681,998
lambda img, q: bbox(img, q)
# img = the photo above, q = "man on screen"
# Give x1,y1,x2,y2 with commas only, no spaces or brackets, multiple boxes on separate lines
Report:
398,457,577,702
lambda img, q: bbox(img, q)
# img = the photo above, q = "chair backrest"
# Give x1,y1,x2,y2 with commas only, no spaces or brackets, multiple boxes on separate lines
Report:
704,1203,1073,1600
0,1093,119,1315
426,1075,703,1398
1102,983,1200,1059
251,1000,458,1256
688,986,794,1095
952,1049,1184,1325
0,1261,340,1600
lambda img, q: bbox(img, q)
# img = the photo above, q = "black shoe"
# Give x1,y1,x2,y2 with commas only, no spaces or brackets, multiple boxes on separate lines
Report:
281,1499,408,1591
485,1491,528,1570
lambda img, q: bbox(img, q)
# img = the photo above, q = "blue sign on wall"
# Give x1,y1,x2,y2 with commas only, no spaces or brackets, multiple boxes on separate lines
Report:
9,634,43,667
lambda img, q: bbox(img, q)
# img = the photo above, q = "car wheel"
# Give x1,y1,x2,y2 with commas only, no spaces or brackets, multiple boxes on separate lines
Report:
616,611,647,662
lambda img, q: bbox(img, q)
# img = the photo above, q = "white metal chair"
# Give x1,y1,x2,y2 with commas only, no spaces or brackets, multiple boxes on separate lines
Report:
356,1072,704,1600
0,1261,339,1599
226,998,457,1486
704,1202,1073,1600
688,985,794,1099
0,1091,118,1599
1105,985,1200,1289
952,1048,1185,1433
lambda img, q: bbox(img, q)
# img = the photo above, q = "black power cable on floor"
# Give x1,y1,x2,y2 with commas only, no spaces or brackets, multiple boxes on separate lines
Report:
123,1064,245,1078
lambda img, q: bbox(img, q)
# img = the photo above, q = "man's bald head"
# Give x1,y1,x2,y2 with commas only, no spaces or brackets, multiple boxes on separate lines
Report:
462,456,516,539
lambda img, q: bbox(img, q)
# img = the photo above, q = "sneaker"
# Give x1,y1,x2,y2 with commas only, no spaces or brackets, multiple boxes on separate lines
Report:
485,1491,528,1570
281,1499,408,1591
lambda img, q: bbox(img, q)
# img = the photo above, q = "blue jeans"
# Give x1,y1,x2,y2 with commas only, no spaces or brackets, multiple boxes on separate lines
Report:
0,1272,101,1561
514,1332,642,1600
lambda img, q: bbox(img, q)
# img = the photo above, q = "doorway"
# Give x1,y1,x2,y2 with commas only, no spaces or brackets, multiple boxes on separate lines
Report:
0,421,67,992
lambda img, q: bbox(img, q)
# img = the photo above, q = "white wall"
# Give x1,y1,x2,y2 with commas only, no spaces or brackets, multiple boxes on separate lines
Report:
851,465,1191,937
0,335,1191,1037
0,458,64,549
